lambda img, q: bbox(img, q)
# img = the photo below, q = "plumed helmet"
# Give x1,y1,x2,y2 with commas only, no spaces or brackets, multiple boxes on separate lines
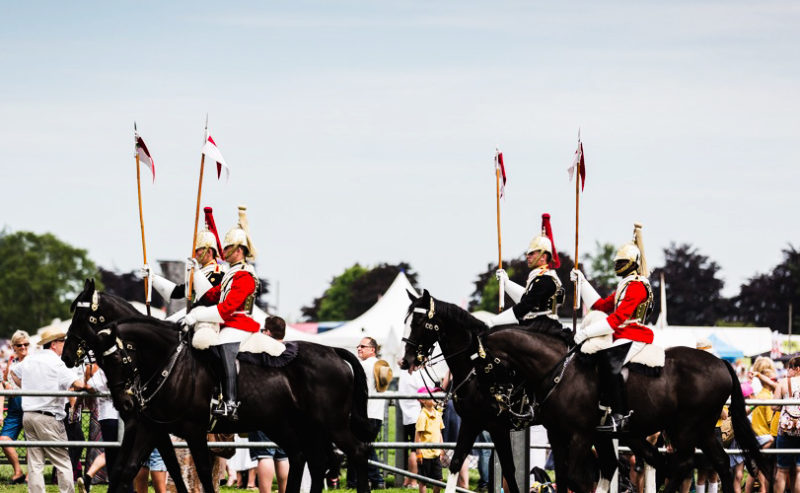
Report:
223,205,257,261
614,222,648,276
527,235,553,256
614,243,641,266
195,229,218,255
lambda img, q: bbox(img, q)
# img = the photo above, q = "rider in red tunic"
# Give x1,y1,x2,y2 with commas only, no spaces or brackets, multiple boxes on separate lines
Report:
571,223,654,432
184,205,260,420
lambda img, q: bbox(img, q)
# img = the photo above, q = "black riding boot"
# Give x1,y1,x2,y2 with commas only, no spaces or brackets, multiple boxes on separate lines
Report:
596,343,632,432
211,342,240,420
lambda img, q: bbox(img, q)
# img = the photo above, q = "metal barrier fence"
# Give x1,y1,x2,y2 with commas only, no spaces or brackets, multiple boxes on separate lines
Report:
5,389,800,453
4,389,800,493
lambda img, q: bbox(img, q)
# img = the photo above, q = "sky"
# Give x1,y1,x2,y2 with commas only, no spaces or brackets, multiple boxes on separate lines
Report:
2,1,798,322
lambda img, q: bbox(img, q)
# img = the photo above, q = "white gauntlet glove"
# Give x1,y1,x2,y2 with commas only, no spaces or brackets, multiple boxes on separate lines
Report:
571,269,600,308
497,269,525,303
487,308,519,328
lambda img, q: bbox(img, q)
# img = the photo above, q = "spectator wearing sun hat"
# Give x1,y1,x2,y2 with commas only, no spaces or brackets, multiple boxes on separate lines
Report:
11,327,88,493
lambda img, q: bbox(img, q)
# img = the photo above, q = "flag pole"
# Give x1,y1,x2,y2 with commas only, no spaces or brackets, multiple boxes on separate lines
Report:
572,150,581,334
134,123,151,317
496,165,504,313
187,117,208,310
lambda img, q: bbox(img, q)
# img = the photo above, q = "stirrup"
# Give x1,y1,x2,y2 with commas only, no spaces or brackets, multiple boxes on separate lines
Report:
597,410,632,432
212,401,240,420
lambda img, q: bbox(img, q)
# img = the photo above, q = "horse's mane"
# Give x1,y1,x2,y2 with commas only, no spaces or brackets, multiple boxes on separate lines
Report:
432,297,488,335
115,316,183,332
100,291,143,315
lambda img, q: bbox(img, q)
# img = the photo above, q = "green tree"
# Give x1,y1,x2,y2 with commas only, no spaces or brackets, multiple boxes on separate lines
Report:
730,245,800,333
0,230,100,336
648,243,728,326
583,241,617,297
301,262,419,321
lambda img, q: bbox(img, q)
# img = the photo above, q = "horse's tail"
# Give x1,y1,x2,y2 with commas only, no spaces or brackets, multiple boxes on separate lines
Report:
333,347,372,442
724,359,771,479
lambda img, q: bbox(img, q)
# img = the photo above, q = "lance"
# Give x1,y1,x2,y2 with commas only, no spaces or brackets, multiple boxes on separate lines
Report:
495,149,505,312
571,134,585,333
134,122,152,316
187,116,208,311
572,159,580,333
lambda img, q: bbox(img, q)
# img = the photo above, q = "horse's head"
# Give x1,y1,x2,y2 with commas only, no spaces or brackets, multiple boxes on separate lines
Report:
95,323,138,418
400,289,442,371
64,278,143,368
63,279,100,367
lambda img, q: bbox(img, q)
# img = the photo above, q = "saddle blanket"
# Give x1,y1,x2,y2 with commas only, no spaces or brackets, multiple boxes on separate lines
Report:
192,324,286,356
580,334,665,368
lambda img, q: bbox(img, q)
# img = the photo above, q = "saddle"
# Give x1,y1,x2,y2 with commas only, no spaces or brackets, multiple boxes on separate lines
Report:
579,334,665,369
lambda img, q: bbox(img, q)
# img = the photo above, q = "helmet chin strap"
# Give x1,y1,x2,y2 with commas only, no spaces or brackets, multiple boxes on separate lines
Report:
528,250,545,267
615,261,638,277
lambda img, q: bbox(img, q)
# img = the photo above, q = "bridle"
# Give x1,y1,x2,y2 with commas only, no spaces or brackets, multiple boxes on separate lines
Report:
72,289,193,423
96,326,191,423
402,297,477,406
70,290,104,365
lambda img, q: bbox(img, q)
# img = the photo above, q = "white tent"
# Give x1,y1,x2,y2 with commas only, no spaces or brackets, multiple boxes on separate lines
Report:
300,272,419,368
652,325,772,357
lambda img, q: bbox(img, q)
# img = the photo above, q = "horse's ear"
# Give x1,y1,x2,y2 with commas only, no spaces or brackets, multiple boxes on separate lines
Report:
84,279,91,291
90,278,96,290
407,289,418,302
422,289,430,299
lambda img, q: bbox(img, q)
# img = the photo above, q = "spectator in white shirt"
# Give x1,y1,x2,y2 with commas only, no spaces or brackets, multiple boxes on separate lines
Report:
11,328,88,493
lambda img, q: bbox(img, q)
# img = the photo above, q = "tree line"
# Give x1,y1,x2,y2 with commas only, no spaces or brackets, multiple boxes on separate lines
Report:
1,229,797,338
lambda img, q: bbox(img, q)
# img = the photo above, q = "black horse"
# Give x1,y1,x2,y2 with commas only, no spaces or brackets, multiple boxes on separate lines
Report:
63,279,373,493
401,290,770,493
64,281,189,493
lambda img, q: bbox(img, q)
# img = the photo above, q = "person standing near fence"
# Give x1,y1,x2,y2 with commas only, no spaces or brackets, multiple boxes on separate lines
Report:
772,356,800,493
11,327,88,493
397,364,424,489
347,337,388,490
0,330,31,484
415,387,445,493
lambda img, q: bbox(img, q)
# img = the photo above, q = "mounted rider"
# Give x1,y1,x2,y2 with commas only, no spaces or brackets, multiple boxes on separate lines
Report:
571,222,654,432
184,205,261,420
488,213,565,330
149,207,226,307
483,214,565,413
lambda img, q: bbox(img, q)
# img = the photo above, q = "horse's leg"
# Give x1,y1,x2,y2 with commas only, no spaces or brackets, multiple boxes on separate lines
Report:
302,433,329,493
547,431,570,493
661,442,695,493
109,423,159,493
286,452,307,493
185,432,216,493
564,433,598,493
328,427,371,493
155,432,189,493
488,427,520,493
594,435,619,493
698,431,735,493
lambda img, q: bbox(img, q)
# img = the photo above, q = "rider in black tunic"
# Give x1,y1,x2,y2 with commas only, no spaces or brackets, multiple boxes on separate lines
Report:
482,214,566,412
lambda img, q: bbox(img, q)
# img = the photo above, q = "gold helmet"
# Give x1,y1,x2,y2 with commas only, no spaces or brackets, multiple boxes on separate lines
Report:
614,222,649,276
526,235,553,256
223,205,257,261
195,228,218,256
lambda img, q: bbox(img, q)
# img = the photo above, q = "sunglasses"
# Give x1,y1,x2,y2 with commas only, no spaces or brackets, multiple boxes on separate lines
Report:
14,343,29,348
356,345,373,349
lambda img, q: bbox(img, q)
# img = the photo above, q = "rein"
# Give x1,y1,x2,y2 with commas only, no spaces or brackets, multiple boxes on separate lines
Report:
406,303,479,409
531,341,582,414
103,329,195,425
73,289,196,424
